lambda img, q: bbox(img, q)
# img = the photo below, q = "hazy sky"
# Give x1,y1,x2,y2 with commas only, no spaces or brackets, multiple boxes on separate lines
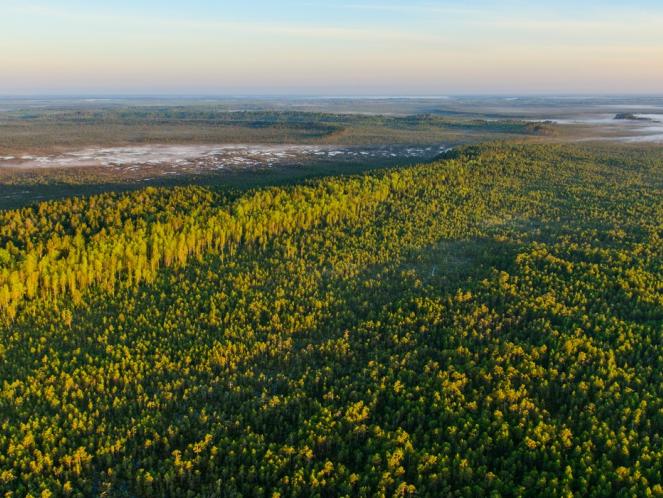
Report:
1,0,662,95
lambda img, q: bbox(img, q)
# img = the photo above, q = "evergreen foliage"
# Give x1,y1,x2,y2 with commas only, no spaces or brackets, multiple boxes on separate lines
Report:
1,144,661,497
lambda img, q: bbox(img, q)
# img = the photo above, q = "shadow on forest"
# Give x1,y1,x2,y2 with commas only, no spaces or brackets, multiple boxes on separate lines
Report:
0,158,426,210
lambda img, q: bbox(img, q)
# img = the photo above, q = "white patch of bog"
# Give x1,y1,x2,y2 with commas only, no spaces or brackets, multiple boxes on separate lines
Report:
0,143,449,170
0,145,318,169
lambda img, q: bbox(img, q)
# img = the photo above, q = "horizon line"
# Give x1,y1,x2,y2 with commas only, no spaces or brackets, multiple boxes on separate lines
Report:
2,93,663,99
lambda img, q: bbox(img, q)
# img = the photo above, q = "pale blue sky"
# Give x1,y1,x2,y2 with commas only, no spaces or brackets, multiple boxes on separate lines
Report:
1,0,662,94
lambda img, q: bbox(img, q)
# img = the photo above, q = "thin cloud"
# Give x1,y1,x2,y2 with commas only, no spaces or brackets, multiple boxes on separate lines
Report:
304,1,480,15
6,1,451,45
470,15,663,32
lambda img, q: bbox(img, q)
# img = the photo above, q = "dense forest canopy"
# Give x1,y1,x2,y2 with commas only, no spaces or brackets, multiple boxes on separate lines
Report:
0,144,661,497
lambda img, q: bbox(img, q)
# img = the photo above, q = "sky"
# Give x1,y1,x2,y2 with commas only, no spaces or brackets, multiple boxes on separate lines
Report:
1,0,662,95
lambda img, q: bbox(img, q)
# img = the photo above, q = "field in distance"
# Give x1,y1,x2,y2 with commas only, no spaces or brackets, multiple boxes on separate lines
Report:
0,98,570,209
2,96,662,209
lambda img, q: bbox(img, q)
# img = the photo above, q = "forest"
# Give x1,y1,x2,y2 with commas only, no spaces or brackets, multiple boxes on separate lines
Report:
0,143,661,497
0,106,554,153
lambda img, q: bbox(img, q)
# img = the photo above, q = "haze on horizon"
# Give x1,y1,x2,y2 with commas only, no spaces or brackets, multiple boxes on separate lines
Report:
1,0,662,95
